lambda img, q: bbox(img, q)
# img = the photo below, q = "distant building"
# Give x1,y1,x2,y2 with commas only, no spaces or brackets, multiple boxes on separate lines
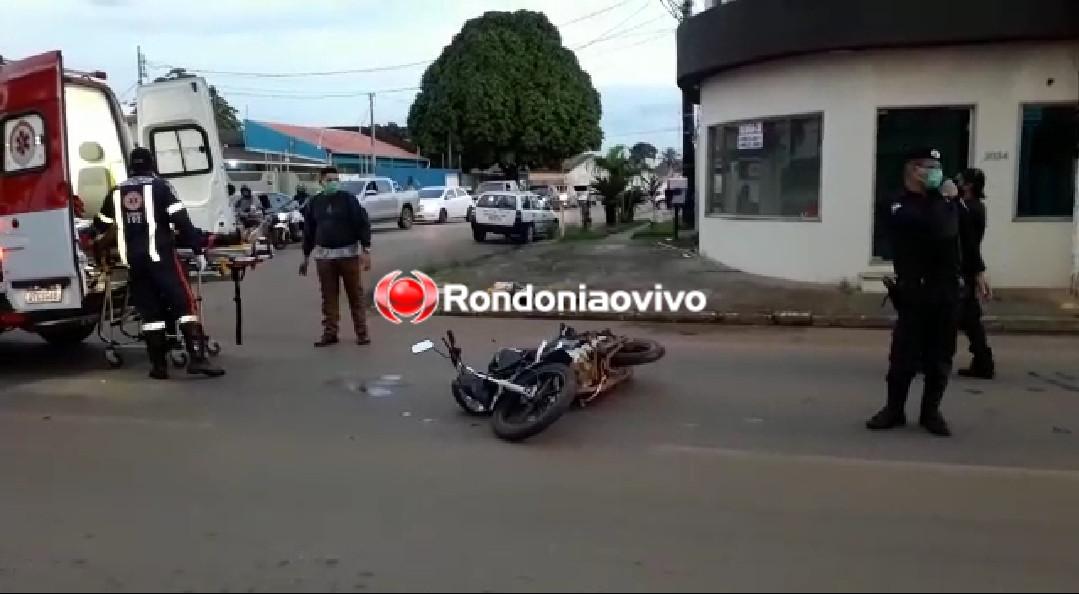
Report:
678,0,1078,289
243,120,428,172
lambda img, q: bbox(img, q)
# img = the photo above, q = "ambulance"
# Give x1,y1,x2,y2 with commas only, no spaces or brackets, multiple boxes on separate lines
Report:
0,51,234,345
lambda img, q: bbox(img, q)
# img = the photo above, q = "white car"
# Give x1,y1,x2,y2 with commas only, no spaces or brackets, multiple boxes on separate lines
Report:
471,191,558,243
339,177,419,229
414,186,472,223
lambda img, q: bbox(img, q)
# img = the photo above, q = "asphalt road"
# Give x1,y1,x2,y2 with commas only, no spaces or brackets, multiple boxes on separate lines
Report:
1,220,1078,592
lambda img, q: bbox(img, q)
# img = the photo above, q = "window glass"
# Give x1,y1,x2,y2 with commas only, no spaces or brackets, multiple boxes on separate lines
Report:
707,114,822,219
1017,105,1076,218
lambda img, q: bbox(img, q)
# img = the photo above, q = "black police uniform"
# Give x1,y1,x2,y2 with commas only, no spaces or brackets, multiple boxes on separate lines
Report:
94,159,224,379
872,179,963,435
957,196,994,377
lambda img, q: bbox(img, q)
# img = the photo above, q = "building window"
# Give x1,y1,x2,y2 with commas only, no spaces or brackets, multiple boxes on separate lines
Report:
1017,105,1076,219
707,114,822,219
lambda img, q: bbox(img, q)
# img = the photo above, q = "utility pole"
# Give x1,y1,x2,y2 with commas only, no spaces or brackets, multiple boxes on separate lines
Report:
447,132,453,173
137,46,147,86
663,0,696,229
368,92,376,175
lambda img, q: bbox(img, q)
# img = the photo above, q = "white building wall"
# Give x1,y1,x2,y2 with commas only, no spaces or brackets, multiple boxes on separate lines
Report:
696,41,1079,287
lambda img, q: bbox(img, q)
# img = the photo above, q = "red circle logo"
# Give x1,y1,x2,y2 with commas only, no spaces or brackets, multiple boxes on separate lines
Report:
374,270,439,325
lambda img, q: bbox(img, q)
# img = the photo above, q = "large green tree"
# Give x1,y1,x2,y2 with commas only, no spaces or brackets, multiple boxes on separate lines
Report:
629,142,657,168
153,68,241,133
408,10,602,177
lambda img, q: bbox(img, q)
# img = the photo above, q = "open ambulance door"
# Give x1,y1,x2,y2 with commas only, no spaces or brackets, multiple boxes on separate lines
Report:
0,51,85,313
136,76,236,236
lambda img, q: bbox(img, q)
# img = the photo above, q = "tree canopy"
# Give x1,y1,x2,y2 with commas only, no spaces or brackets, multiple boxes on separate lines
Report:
407,10,603,175
629,142,658,167
153,68,241,133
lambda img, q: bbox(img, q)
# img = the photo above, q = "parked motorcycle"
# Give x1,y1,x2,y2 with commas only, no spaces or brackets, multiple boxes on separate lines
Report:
410,324,665,442
269,203,304,250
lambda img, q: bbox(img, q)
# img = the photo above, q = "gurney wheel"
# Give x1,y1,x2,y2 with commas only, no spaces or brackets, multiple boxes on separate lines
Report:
170,351,189,368
207,340,222,357
105,349,123,369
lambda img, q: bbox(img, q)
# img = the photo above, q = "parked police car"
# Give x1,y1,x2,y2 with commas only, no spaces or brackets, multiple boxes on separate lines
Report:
471,191,558,243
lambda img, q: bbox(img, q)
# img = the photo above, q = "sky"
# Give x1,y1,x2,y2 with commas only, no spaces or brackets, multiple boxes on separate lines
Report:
2,0,691,153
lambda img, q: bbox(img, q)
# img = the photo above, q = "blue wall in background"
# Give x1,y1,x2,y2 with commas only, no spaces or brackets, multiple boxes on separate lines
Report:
243,120,328,161
375,165,459,189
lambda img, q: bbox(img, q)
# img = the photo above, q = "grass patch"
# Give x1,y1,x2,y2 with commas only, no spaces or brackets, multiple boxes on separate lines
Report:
631,220,677,239
559,221,641,241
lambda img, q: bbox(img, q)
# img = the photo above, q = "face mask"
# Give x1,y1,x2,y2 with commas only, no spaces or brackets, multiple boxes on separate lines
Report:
924,167,944,190
322,181,339,194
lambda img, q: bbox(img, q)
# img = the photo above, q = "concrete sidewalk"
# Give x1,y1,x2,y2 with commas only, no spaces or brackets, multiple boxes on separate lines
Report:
431,221,1079,333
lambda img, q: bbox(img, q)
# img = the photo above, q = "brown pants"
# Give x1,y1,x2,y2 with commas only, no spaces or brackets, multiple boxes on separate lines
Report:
316,256,369,340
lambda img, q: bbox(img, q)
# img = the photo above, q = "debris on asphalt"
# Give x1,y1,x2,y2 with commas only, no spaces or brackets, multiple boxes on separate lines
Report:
1052,426,1072,435
401,412,412,418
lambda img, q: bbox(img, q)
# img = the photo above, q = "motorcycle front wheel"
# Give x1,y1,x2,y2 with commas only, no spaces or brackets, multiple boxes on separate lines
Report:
490,362,577,442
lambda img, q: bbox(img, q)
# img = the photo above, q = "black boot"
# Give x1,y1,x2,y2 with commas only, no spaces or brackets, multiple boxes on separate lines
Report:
867,377,910,430
180,322,226,378
920,377,952,437
144,329,170,380
958,349,995,379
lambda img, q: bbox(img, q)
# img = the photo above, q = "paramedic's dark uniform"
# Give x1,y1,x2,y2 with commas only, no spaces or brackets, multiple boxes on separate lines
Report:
883,188,962,423
96,176,202,329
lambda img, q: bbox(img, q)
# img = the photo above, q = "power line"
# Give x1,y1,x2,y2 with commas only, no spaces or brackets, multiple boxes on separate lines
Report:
580,29,673,55
573,0,653,50
145,59,432,79
216,85,420,99
575,20,671,50
558,0,634,26
605,126,682,139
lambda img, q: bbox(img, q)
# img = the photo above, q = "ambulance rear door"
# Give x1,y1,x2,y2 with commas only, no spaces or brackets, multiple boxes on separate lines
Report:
0,51,84,312
137,76,235,235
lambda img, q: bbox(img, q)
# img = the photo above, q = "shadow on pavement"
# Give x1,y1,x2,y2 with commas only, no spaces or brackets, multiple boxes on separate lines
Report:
0,334,108,393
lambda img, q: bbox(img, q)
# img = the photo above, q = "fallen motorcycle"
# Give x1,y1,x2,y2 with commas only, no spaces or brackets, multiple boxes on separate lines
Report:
410,324,665,442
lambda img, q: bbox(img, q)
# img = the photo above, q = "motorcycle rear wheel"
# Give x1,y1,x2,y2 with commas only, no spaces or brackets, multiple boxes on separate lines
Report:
609,338,665,367
490,362,577,442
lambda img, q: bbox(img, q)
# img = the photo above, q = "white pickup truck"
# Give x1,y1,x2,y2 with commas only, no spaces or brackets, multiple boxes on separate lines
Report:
339,177,419,229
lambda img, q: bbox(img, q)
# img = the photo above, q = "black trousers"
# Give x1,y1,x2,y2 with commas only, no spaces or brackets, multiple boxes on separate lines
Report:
958,277,992,361
886,292,960,409
129,256,197,328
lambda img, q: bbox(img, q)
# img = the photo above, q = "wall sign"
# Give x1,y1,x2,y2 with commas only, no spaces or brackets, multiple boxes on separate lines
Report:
983,150,1009,162
737,122,764,150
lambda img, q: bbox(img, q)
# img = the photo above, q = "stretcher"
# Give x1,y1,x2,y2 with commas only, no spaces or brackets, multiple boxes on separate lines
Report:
96,246,268,369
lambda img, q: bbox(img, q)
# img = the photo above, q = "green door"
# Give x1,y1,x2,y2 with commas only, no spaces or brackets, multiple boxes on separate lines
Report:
873,107,971,260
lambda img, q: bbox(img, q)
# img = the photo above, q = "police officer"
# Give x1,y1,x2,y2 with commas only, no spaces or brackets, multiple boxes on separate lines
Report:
868,147,962,437
956,168,994,379
94,147,225,380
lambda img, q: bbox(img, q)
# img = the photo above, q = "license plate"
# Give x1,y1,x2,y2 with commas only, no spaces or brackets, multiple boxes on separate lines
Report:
25,285,63,304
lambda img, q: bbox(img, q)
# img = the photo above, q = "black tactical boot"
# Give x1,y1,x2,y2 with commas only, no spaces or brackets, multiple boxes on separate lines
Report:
958,350,995,379
867,377,910,430
180,322,226,378
920,378,952,437
144,329,170,380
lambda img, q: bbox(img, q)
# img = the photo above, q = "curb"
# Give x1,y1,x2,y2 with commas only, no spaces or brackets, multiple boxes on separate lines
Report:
433,309,1079,334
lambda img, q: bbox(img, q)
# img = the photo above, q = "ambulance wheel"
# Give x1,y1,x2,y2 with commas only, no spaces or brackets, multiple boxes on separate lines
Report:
171,351,189,368
207,340,222,356
105,349,123,369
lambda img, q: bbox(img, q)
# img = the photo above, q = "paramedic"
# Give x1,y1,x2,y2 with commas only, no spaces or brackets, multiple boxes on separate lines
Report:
93,147,225,380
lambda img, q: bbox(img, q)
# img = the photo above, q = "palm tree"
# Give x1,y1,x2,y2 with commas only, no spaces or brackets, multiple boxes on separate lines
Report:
591,145,637,227
660,147,681,175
